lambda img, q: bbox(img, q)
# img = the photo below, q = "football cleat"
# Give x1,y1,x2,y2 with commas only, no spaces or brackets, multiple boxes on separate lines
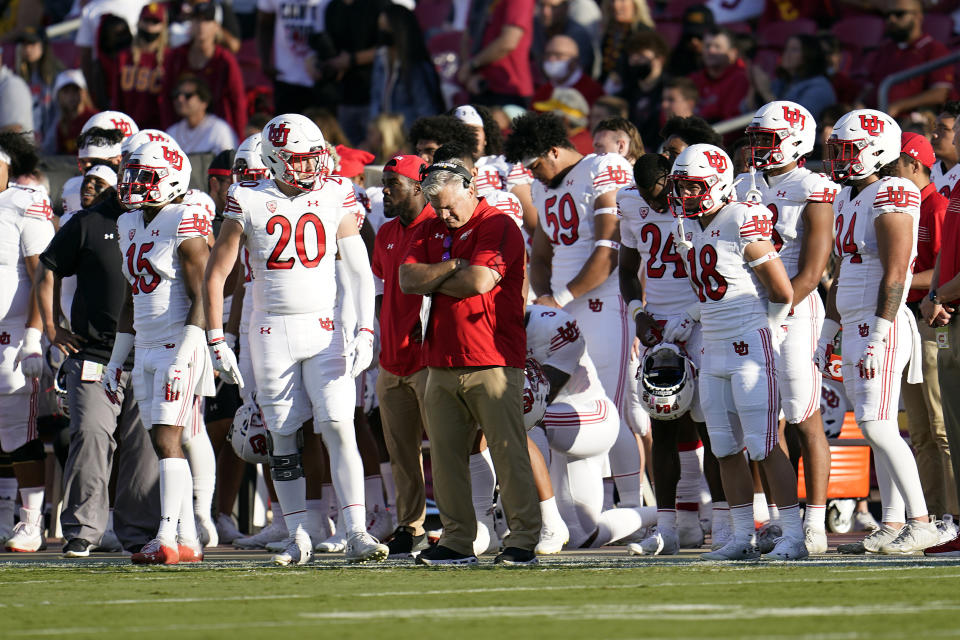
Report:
878,520,940,555
345,531,388,563
936,515,959,544
272,532,313,566
197,514,219,548
631,529,679,556
803,527,828,554
756,521,781,554
494,547,539,566
177,539,204,563
366,504,395,543
677,510,705,548
131,538,179,565
763,536,809,560
315,531,346,553
216,513,243,544
63,538,96,558
534,520,569,555
924,533,960,557
415,544,479,566
387,527,428,558
837,524,900,554
4,512,45,552
233,519,287,549
853,510,880,532
700,537,760,561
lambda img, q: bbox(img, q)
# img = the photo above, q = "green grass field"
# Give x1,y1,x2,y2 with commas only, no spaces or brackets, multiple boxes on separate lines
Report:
2,549,960,640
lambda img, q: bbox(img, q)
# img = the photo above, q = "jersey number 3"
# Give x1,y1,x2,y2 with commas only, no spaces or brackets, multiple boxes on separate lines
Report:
266,213,326,270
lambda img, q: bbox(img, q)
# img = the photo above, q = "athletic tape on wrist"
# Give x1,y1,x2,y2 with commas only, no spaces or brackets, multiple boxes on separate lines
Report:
553,287,574,307
594,239,621,251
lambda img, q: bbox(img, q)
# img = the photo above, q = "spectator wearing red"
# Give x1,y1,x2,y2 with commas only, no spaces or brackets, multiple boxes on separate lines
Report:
533,35,603,108
459,0,535,107
370,155,432,554
689,27,750,124
101,3,172,130
165,1,247,138
865,0,953,118
897,132,957,522
532,87,594,155
41,70,98,155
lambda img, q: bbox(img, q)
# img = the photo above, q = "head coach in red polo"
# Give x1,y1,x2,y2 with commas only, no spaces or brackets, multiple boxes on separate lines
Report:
371,154,434,557
399,158,541,566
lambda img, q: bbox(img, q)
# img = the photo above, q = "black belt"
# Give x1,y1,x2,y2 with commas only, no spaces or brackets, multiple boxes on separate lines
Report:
906,300,921,317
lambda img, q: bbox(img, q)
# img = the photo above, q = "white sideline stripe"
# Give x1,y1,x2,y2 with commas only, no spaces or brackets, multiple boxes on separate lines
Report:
0,594,312,608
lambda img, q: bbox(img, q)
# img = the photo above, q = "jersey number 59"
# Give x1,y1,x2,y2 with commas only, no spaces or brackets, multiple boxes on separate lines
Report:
543,193,579,246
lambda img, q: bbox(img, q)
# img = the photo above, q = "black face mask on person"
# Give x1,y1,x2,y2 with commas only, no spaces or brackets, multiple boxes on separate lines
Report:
629,60,653,81
378,30,394,47
139,30,162,43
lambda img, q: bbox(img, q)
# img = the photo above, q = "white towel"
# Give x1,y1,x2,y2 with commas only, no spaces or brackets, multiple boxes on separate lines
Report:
903,307,923,385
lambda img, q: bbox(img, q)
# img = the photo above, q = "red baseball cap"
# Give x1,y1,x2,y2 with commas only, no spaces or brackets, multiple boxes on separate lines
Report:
140,2,168,22
901,132,935,169
383,154,426,182
336,145,375,179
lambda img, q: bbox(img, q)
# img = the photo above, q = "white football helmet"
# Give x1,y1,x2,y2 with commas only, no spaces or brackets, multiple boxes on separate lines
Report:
118,141,192,208
826,108,901,183
820,379,847,439
746,101,815,170
233,133,270,182
668,144,733,218
522,358,550,430
260,113,328,191
637,343,696,421
121,129,177,157
228,401,269,464
81,110,139,138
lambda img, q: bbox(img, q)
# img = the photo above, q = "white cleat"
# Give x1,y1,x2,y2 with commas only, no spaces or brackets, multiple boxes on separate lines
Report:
535,520,569,555
935,515,959,544
756,522,781,554
315,531,346,553
234,519,287,549
853,510,880,533
344,531,388,563
630,529,679,556
271,532,313,566
700,536,760,561
97,528,122,552
366,504,394,542
710,514,733,550
4,512,45,553
837,524,900,554
216,513,244,545
764,536,809,560
803,527,828,554
677,511,705,548
878,520,940,555
196,514,219,548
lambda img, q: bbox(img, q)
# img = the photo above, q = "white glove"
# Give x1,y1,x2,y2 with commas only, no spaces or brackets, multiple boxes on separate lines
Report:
814,319,841,374
207,328,244,388
103,332,134,405
15,327,43,379
345,328,374,378
225,332,238,351
163,325,205,402
859,318,891,380
767,302,791,346
663,311,696,344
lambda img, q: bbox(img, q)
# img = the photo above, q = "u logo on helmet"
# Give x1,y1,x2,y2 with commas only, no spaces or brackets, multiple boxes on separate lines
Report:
147,133,166,142
163,146,183,171
703,151,727,173
112,118,132,136
782,106,805,129
859,114,884,136
268,123,290,146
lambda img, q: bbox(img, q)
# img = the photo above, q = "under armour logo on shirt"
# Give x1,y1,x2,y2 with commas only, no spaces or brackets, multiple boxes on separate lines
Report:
104,233,115,239
386,243,394,249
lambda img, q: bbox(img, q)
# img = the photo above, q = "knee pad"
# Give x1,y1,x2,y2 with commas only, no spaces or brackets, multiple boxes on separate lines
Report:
11,438,44,463
267,430,304,481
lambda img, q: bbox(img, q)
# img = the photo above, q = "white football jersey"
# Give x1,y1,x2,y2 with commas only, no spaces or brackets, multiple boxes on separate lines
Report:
485,190,524,232
0,186,54,325
364,186,385,233
532,153,634,298
506,159,534,191
223,177,363,316
475,155,511,197
183,189,217,223
686,202,773,340
60,176,83,215
833,177,920,323
525,304,604,406
117,202,212,346
932,161,960,200
618,186,696,318
734,167,838,279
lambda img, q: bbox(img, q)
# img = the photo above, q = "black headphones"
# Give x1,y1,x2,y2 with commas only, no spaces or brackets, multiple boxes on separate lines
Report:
419,161,474,189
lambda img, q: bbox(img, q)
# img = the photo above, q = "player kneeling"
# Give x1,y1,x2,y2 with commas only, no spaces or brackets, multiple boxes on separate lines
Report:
105,141,215,565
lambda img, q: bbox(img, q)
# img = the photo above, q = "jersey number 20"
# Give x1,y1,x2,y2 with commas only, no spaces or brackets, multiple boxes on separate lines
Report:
266,213,326,269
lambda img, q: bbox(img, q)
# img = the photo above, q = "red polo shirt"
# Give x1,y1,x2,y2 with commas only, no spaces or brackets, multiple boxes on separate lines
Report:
478,0,535,98
372,204,434,377
690,59,750,123
909,182,948,302
402,198,526,369
939,182,960,305
869,34,954,106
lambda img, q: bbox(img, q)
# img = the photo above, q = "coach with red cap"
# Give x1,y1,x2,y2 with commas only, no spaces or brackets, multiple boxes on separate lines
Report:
399,158,540,566
897,132,957,522
371,154,434,556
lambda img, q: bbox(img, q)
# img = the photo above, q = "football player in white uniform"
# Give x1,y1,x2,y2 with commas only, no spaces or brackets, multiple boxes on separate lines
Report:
930,102,960,199
204,114,388,565
736,101,838,553
817,109,939,554
104,141,214,565
619,153,729,555
506,112,647,509
669,144,807,560
526,305,657,550
0,133,56,552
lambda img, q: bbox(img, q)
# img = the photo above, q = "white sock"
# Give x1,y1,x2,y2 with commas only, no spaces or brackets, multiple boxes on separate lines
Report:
183,431,216,520
342,504,366,534
592,506,657,547
364,475,385,511
539,496,564,530
379,462,396,512
730,503,755,541
676,440,705,505
753,492,769,523
178,463,198,543
157,458,187,543
804,504,826,531
778,503,802,539
106,509,115,532
656,508,677,535
273,477,307,538
0,477,17,501
767,503,780,523
470,450,496,518
19,486,44,514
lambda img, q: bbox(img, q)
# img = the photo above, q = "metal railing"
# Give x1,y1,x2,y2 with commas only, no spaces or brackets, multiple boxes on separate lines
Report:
878,50,960,113
712,112,754,136
43,18,81,40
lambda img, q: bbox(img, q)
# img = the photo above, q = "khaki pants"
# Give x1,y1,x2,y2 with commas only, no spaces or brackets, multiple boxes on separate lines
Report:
423,365,541,555
936,318,960,516
376,366,428,535
903,318,959,517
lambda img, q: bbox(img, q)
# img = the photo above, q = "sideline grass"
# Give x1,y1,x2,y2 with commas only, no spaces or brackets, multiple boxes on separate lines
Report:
2,552,960,640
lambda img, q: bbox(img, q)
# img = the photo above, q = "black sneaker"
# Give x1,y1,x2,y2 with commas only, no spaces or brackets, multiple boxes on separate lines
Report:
62,538,95,558
414,544,478,566
387,528,428,558
494,547,539,566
